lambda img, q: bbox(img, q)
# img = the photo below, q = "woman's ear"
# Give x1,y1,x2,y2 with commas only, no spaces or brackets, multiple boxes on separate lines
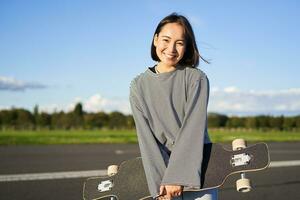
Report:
153,34,158,47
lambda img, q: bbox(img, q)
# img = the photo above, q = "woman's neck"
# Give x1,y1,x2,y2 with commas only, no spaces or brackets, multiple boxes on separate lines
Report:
156,63,176,73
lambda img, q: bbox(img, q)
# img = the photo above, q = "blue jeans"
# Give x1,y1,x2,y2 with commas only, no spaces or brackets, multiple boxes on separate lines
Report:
172,189,218,200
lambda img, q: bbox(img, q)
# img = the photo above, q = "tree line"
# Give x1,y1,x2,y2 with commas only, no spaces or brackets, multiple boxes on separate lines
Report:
0,103,299,131
208,113,300,130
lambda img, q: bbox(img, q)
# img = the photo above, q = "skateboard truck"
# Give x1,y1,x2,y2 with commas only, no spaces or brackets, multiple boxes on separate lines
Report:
232,139,252,192
231,153,251,167
97,180,118,200
97,180,113,192
98,165,119,200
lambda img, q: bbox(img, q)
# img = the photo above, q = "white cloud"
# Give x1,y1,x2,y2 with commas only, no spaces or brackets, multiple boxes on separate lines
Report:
83,94,130,114
0,76,46,91
223,86,239,93
0,105,10,110
3,87,299,116
39,94,131,114
209,86,300,116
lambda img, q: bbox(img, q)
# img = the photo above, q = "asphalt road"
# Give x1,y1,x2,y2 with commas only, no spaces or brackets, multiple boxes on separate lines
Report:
0,142,299,200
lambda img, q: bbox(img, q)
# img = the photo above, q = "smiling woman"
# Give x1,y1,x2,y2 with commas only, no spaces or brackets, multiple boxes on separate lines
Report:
130,13,218,200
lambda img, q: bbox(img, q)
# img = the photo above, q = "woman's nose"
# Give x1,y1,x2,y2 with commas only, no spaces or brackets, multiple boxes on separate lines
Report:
167,42,177,53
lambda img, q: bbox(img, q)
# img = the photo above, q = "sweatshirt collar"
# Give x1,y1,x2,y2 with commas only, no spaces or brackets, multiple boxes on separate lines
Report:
146,65,182,79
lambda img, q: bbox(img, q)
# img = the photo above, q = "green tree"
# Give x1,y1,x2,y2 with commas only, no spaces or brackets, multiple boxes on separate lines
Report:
245,117,258,129
51,111,72,129
33,104,39,127
295,115,300,129
72,103,84,129
269,116,284,130
226,116,245,128
36,112,51,129
1,109,17,129
84,112,110,129
282,116,296,130
108,111,127,129
256,115,270,129
74,103,83,116
15,109,34,129
97,112,109,128
208,113,228,128
126,115,135,129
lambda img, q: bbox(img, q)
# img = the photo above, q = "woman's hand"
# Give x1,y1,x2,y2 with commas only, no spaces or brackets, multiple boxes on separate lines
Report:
158,185,183,199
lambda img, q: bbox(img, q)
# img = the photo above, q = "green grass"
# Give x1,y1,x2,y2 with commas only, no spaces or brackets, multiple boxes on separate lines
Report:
209,129,300,143
0,130,137,145
0,129,299,145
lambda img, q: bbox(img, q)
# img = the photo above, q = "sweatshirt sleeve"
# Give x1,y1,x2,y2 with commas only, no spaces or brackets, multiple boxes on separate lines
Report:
161,73,210,188
129,80,167,197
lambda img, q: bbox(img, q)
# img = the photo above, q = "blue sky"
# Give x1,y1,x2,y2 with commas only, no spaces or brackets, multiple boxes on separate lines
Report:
0,0,299,116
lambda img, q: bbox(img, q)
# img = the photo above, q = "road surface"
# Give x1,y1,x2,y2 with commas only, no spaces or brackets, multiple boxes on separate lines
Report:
0,142,299,200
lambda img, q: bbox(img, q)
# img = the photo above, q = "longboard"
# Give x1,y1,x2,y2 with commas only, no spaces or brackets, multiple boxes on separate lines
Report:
83,141,270,200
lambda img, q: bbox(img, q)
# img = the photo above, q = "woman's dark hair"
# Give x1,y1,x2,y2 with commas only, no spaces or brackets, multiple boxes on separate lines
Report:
151,13,208,67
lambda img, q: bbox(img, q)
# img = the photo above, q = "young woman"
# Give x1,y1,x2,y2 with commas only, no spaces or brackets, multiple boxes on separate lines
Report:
129,13,218,200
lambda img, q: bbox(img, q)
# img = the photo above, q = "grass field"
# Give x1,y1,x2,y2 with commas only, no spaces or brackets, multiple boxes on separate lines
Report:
0,129,299,145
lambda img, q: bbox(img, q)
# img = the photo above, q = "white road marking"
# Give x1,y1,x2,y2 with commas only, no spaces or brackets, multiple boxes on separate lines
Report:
268,160,300,168
115,150,124,155
270,150,300,154
0,170,106,182
0,160,299,182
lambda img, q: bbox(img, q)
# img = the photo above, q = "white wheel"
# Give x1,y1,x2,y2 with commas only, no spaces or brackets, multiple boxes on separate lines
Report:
236,178,252,192
232,138,247,151
107,165,118,176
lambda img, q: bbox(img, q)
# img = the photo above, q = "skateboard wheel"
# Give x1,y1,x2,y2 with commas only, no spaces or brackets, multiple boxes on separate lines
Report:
236,178,252,192
232,138,246,151
107,165,118,176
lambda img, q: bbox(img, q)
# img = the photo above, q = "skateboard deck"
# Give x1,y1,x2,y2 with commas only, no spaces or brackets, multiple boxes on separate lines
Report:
83,142,270,200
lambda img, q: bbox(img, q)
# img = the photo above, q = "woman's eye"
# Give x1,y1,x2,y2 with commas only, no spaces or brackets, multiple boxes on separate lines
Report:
162,39,169,42
177,42,184,46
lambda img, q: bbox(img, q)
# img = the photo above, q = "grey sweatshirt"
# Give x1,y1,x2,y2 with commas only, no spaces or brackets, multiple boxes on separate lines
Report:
129,65,211,198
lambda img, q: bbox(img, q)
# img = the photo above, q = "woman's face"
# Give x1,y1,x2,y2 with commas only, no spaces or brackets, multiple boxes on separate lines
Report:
154,23,186,68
